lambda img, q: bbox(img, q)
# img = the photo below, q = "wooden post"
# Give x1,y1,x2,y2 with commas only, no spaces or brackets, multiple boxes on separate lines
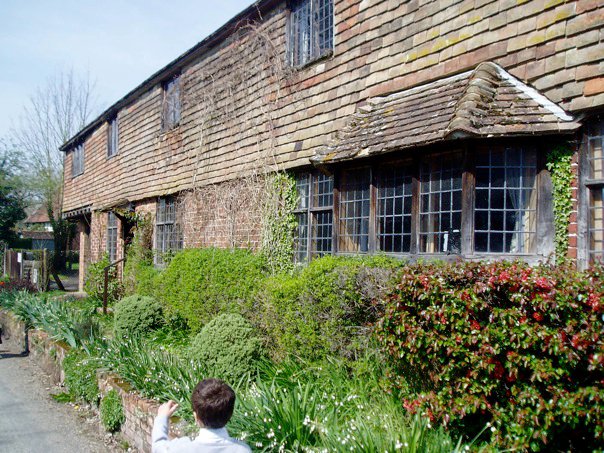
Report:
103,267,109,315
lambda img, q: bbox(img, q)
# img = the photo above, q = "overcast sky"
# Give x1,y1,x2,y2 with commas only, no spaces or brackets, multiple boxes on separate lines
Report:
0,0,254,139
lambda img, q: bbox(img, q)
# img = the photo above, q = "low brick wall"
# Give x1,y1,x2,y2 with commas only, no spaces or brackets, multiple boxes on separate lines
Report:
0,309,27,352
27,330,70,385
0,309,186,452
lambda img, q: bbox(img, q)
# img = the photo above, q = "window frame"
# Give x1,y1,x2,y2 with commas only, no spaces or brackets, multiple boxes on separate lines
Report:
161,75,182,132
293,170,334,261
154,196,183,265
584,117,604,264
106,211,118,263
71,143,85,178
293,140,553,262
287,0,334,68
107,115,119,158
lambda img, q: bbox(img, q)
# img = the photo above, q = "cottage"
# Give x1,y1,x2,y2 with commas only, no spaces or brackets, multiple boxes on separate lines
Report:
61,0,604,291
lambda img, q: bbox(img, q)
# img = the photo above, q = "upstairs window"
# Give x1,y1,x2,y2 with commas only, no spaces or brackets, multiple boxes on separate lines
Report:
106,211,118,262
288,0,334,67
155,197,183,265
72,143,84,177
107,115,119,157
162,75,181,131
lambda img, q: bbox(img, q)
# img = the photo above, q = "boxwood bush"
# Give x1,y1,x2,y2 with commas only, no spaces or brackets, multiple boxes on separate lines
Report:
154,248,266,331
376,261,604,451
113,294,163,339
256,255,403,361
189,313,264,385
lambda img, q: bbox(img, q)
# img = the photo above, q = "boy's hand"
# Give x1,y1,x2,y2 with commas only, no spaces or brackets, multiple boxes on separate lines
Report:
158,400,179,417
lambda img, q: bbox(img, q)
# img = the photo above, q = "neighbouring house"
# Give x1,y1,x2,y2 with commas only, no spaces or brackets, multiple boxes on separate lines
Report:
21,206,54,250
61,0,604,291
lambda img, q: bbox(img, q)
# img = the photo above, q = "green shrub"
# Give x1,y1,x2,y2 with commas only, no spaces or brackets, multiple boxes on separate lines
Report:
100,390,125,432
155,248,266,331
113,294,163,339
256,255,403,361
123,223,158,297
189,313,264,385
84,254,123,304
376,261,604,451
63,350,101,405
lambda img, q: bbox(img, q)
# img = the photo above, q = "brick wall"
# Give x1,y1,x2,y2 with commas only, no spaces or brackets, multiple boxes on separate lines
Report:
63,0,604,215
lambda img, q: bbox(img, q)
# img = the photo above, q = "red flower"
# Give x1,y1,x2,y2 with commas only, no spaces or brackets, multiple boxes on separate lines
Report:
470,320,481,330
559,331,567,343
532,312,544,322
498,271,510,283
587,293,603,312
535,277,552,291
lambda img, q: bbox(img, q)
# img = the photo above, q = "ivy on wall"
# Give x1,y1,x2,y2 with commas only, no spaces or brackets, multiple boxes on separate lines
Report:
261,172,298,274
546,143,574,263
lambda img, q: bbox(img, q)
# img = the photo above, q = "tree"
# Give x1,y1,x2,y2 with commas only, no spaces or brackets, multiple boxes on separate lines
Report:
10,70,98,284
0,141,26,244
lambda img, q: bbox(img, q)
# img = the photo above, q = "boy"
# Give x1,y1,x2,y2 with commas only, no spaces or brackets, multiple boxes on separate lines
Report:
152,378,251,453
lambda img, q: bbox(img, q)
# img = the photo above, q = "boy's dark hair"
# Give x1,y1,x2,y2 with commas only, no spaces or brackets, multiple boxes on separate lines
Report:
191,378,236,429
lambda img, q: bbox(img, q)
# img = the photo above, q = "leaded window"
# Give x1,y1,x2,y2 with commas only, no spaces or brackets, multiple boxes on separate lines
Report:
288,0,334,67
107,115,119,157
106,212,118,262
155,197,183,265
72,143,84,177
339,169,370,253
378,166,413,253
419,155,462,254
587,119,604,263
162,75,181,131
475,147,537,253
294,172,333,261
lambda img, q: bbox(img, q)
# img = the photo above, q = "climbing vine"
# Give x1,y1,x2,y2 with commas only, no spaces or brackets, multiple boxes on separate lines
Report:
546,143,574,263
261,172,298,274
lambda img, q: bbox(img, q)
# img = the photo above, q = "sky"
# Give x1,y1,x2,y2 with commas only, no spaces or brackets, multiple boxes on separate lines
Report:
0,0,255,139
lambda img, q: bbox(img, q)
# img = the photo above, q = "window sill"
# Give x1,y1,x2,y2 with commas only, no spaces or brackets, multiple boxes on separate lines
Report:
291,50,334,72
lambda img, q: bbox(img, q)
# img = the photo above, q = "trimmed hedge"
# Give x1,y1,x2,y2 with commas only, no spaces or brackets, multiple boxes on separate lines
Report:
114,294,163,339
189,313,264,385
376,261,604,451
256,255,403,361
154,248,266,331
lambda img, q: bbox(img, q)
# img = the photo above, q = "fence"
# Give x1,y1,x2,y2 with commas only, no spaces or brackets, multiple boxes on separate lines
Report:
2,247,50,291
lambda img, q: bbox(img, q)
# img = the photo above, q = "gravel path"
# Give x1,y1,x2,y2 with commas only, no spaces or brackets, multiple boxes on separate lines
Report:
0,339,122,453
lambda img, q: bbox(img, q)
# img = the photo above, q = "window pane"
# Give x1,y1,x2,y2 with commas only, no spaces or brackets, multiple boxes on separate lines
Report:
590,187,604,263
339,169,370,253
419,154,462,254
378,166,412,253
314,172,333,207
294,212,309,262
312,211,332,257
289,0,333,66
296,173,310,209
474,147,537,253
588,120,604,180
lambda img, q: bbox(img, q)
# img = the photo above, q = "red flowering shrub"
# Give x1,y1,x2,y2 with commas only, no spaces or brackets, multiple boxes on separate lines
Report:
0,277,37,293
376,261,603,451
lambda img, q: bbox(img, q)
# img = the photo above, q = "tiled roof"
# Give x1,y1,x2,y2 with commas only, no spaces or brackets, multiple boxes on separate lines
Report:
311,62,581,165
25,205,51,224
